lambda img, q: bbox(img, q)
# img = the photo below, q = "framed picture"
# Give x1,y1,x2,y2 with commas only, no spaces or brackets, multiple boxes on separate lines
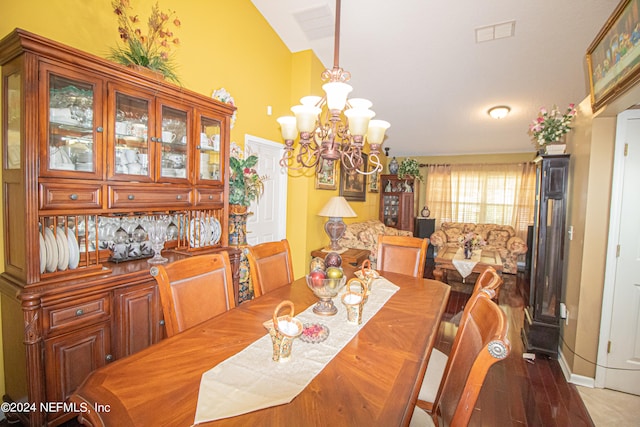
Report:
587,0,640,112
315,158,337,190
339,153,367,201
369,168,379,193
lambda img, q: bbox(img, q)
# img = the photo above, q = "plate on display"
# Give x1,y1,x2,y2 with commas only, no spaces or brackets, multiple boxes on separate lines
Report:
67,229,80,270
189,218,209,248
39,232,47,274
209,217,222,245
44,227,58,273
55,227,69,271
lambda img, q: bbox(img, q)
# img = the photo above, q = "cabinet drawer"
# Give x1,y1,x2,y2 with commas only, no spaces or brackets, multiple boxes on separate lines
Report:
108,185,192,208
194,189,224,207
40,183,103,210
43,293,110,335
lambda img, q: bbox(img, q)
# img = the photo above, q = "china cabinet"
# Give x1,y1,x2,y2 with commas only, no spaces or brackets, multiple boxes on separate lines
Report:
379,174,418,233
0,29,238,426
521,154,569,359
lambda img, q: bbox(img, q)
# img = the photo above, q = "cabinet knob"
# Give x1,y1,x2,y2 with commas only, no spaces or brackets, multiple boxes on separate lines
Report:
208,195,213,200
176,195,182,200
127,194,135,200
75,308,84,316
96,126,104,133
159,319,165,326
151,137,158,142
105,354,114,362
69,194,78,201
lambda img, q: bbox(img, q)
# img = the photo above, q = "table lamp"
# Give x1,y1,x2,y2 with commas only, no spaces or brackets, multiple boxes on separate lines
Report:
318,196,357,252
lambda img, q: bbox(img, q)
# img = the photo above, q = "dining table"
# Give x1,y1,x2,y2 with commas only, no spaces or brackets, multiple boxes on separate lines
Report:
69,270,450,426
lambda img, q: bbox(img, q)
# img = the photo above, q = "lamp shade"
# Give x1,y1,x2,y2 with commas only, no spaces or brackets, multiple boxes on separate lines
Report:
318,196,357,218
344,108,376,136
277,116,298,140
367,120,391,145
291,105,321,133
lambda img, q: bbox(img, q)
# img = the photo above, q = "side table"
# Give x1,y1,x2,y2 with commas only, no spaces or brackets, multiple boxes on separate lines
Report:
310,248,371,267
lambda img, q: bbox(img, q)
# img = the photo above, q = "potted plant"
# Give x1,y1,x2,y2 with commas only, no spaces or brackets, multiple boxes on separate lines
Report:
397,158,423,181
528,103,577,153
109,0,182,84
229,154,266,213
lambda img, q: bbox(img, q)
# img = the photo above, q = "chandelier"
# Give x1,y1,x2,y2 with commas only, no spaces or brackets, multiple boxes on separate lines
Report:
276,0,390,175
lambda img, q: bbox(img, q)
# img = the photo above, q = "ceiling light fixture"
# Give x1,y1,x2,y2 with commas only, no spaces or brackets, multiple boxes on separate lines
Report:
488,106,511,119
276,0,389,175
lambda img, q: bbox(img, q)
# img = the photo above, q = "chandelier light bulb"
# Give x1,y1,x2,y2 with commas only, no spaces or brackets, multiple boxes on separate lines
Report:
323,82,353,111
277,116,297,140
344,108,376,136
291,105,320,133
367,120,391,145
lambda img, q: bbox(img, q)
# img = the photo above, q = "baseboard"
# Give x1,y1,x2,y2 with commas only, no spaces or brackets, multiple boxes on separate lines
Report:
558,348,596,388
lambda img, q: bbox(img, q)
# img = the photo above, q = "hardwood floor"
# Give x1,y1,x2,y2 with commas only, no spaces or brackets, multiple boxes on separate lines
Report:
426,260,595,426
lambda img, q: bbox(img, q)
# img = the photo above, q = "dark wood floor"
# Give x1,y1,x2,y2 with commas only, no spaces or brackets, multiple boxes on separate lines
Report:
426,261,595,426
1,263,595,427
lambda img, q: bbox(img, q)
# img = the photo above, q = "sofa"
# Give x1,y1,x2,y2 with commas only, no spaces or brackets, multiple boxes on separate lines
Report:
429,222,527,274
338,219,413,268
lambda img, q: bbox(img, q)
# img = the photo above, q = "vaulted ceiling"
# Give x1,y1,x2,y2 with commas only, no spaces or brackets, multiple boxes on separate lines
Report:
252,0,619,156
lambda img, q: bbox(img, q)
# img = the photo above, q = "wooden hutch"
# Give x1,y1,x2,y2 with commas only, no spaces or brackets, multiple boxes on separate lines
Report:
0,29,240,426
379,174,419,233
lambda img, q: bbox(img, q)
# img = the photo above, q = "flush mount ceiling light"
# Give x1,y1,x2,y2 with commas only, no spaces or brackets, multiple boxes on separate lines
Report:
488,106,511,119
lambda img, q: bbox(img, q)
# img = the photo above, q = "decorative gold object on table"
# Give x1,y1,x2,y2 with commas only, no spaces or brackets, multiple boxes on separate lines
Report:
305,273,347,316
263,300,303,362
342,278,368,325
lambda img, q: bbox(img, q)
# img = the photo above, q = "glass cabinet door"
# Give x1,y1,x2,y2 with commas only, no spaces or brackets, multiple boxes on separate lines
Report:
196,114,222,183
111,91,153,180
159,104,189,181
44,68,103,178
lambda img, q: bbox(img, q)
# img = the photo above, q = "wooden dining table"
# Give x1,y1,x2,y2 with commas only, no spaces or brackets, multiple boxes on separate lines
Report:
70,271,450,426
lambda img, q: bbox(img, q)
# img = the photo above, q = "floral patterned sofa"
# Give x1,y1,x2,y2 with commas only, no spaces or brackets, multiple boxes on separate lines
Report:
338,219,413,268
429,222,527,274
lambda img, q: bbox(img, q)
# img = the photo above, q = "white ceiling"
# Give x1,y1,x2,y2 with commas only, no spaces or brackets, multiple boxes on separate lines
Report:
251,0,619,157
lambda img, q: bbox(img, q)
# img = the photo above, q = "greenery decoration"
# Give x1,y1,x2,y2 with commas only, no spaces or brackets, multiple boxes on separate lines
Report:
109,0,181,84
229,154,266,207
398,158,423,181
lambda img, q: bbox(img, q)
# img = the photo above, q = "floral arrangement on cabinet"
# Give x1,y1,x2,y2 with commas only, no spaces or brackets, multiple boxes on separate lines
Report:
229,153,266,210
528,103,577,147
109,0,181,83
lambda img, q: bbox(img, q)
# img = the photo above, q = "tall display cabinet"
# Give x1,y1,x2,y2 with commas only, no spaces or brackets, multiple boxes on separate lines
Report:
379,174,418,233
521,154,569,359
0,29,239,426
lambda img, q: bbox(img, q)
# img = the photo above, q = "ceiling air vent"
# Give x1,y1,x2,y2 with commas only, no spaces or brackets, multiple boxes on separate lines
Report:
293,5,334,41
475,21,516,43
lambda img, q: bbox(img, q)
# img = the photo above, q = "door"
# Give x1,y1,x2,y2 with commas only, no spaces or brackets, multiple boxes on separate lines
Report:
601,110,640,395
244,135,287,245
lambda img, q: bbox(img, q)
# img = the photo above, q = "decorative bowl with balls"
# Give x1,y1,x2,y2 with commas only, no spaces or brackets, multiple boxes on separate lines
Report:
305,268,346,316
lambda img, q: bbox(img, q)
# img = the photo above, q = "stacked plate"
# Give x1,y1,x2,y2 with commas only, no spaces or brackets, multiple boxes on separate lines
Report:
39,226,81,274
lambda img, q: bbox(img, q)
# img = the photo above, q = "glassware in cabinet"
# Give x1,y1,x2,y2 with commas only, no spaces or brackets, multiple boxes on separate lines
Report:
196,114,223,183
43,68,103,178
111,91,153,180
159,104,189,180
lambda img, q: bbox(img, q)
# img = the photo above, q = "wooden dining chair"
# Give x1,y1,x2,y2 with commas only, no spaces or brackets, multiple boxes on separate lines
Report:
376,234,429,278
472,266,503,300
410,288,510,427
246,239,295,298
151,252,236,337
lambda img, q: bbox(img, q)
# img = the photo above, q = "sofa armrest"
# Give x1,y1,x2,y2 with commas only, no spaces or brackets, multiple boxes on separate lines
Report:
429,230,447,248
506,236,528,255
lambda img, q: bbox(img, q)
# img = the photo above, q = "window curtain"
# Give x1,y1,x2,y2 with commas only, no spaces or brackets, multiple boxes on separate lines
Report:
425,162,536,240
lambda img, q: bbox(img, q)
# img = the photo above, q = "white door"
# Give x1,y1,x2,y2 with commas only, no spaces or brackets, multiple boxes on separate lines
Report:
601,110,640,395
244,135,287,245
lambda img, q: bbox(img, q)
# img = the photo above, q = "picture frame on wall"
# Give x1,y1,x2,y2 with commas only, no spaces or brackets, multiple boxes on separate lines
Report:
369,168,379,193
339,153,367,201
587,0,640,112
315,158,337,190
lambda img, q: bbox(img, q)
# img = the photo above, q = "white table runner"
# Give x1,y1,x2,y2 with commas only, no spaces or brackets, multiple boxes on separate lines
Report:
451,248,481,281
193,277,399,425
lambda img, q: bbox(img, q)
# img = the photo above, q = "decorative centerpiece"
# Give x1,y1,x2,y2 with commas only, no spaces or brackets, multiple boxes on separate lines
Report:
458,232,486,259
397,158,423,181
108,0,181,84
306,252,346,315
263,300,303,362
228,153,266,245
528,103,577,154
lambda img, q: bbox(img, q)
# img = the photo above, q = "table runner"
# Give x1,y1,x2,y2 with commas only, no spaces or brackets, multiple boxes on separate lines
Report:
193,277,399,425
451,248,481,281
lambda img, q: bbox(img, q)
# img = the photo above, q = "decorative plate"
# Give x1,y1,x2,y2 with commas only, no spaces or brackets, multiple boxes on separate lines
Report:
300,323,329,344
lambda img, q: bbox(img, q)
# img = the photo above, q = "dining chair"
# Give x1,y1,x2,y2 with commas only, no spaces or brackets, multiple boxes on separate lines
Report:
472,266,503,300
410,288,510,426
151,252,236,337
246,239,295,298
376,234,429,278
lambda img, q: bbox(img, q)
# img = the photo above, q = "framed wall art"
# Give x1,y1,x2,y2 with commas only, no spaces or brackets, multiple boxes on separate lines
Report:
339,153,367,201
369,168,379,193
587,0,640,112
315,158,337,190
